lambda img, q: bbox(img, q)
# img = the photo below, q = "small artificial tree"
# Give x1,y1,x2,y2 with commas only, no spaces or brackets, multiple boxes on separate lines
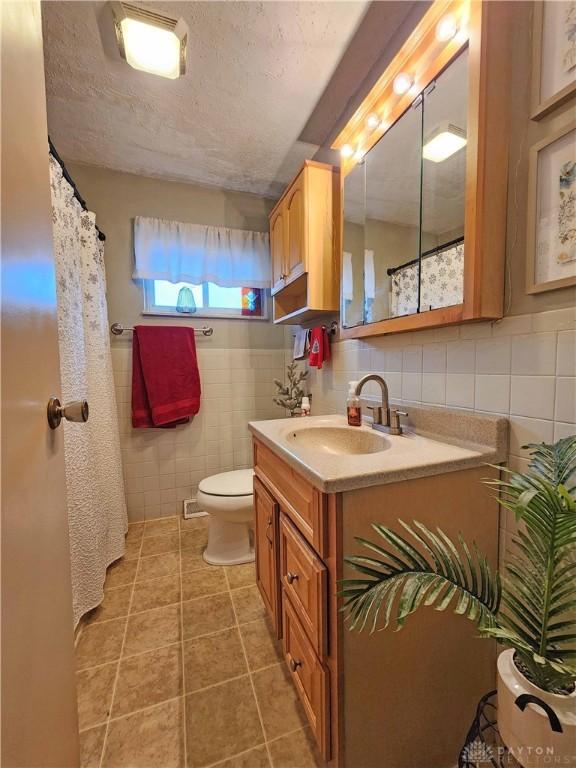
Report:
273,362,308,417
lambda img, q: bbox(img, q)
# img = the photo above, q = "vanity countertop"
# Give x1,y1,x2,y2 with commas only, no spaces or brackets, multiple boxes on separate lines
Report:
248,408,509,493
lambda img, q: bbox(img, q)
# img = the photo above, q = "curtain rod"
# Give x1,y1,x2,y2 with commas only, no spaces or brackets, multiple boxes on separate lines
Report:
386,235,464,277
48,136,106,242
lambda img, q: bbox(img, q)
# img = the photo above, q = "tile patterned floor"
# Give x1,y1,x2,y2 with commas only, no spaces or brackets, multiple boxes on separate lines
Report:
75,516,323,768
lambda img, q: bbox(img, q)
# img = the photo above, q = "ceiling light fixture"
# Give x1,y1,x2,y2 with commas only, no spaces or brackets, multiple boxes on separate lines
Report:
111,2,188,79
340,144,354,158
393,72,414,96
435,14,459,42
366,113,380,130
354,148,366,162
423,122,467,163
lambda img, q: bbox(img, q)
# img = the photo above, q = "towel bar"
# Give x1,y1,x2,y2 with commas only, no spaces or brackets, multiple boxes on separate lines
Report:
110,322,214,337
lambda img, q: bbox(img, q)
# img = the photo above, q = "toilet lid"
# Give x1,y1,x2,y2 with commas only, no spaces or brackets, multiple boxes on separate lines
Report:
199,469,254,497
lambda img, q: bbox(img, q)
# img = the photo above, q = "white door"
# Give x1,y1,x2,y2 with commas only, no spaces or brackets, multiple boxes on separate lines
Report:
1,2,80,765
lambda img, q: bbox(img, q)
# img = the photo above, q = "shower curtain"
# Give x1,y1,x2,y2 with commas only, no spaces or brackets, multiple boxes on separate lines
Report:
49,154,127,627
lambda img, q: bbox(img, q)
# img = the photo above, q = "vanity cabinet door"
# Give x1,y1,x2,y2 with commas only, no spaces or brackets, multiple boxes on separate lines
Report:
284,173,306,285
254,476,281,637
270,207,286,296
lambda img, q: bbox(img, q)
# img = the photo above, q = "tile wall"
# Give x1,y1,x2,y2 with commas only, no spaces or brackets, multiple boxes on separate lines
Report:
112,344,286,522
302,308,576,554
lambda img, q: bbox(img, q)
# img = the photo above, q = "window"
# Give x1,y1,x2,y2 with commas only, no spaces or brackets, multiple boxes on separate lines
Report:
143,279,267,319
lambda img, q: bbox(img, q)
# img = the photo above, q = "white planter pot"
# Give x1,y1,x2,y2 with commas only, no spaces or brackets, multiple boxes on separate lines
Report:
497,649,576,767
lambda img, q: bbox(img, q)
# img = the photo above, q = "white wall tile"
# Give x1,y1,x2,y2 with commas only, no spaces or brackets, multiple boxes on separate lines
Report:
475,375,510,414
446,373,475,408
476,337,511,374
422,344,446,373
446,341,476,373
555,377,576,423
511,332,556,375
422,373,446,405
492,315,533,337
510,376,555,420
557,330,576,376
532,307,576,332
403,346,423,373
509,416,554,458
554,422,576,441
401,372,422,401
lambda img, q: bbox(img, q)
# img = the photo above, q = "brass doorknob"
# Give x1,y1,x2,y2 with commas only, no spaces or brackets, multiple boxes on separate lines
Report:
47,397,89,429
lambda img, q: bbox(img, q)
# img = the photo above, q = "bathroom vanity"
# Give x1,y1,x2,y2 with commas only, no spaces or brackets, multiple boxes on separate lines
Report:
249,408,508,768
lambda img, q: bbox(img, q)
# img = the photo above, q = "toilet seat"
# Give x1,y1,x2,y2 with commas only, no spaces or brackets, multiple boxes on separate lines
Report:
199,469,254,497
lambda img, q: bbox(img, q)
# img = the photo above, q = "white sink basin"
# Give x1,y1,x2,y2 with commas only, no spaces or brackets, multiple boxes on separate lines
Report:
284,425,390,456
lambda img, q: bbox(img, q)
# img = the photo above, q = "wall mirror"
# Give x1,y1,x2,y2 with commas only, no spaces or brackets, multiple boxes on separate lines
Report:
334,0,511,339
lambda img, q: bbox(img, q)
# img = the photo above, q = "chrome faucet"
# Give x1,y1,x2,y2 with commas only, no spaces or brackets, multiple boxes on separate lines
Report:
354,374,407,435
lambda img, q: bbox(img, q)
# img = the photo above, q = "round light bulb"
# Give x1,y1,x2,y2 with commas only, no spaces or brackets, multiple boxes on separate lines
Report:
340,144,354,158
393,72,413,96
354,148,365,162
436,14,458,42
366,113,380,130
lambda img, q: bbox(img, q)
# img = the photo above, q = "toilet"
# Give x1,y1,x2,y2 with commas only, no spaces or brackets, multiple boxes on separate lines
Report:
198,469,255,566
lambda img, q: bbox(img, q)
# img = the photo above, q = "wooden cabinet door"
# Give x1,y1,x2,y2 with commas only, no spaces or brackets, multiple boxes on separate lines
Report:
254,476,281,636
270,207,286,295
285,174,306,285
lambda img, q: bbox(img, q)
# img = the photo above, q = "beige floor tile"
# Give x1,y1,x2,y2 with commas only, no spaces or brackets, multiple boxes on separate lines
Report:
231,586,267,624
124,604,181,656
181,568,226,602
112,644,182,718
180,516,209,531
144,517,179,538
180,547,210,574
239,618,283,671
131,574,181,613
252,664,307,741
76,618,126,670
268,728,323,768
181,527,208,551
140,532,180,557
225,563,256,591
76,662,117,730
185,677,263,767
105,559,138,590
102,698,184,768
126,523,144,542
183,627,246,693
80,725,106,768
124,538,143,561
137,551,180,582
182,593,235,640
212,745,270,768
85,586,131,625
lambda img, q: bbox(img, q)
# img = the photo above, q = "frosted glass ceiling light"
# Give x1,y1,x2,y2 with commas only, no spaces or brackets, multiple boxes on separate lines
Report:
111,2,188,79
423,122,467,162
393,72,414,95
436,14,459,42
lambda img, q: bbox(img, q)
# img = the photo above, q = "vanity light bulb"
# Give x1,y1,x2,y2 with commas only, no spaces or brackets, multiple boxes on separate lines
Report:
354,149,365,162
393,72,413,96
340,144,354,158
366,114,380,130
435,14,459,42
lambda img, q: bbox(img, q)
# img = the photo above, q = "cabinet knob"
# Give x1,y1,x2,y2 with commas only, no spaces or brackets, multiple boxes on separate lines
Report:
286,572,299,585
289,658,302,672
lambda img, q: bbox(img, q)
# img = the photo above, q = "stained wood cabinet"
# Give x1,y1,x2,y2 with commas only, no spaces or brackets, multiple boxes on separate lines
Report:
269,160,340,324
254,476,281,637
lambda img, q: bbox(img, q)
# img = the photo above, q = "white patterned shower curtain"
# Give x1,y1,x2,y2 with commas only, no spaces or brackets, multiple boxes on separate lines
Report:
49,155,127,627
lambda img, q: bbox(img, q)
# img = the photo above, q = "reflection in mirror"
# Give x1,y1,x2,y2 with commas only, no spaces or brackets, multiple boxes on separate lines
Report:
365,100,423,322
342,160,365,328
418,48,468,313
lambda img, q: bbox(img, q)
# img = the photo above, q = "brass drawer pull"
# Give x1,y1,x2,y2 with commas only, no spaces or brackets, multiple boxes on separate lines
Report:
289,657,302,672
286,572,299,584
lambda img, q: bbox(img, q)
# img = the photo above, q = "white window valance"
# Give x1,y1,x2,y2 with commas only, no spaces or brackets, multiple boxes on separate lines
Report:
133,216,271,288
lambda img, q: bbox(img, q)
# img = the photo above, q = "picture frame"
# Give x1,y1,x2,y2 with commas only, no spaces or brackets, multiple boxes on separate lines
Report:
526,121,576,294
531,1,576,120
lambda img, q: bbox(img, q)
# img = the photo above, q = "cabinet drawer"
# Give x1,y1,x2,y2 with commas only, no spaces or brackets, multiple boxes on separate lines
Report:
280,513,327,659
282,595,330,760
254,440,327,556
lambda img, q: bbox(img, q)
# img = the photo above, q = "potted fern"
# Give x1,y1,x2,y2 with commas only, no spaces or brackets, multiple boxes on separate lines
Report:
341,437,576,766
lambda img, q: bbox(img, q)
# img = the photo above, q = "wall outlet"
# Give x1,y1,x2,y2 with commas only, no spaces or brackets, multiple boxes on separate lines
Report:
183,498,208,519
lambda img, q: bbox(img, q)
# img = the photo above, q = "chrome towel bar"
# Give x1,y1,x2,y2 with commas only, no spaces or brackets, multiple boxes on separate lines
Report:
110,322,214,337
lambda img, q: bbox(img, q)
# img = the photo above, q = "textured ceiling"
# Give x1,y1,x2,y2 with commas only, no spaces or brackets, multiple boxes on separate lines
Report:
42,1,368,198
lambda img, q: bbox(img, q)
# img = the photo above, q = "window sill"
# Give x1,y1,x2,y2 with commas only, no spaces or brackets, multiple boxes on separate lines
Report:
141,310,269,321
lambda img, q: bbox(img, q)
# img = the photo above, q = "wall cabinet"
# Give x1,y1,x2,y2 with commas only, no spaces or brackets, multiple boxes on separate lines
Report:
253,436,500,767
269,160,340,324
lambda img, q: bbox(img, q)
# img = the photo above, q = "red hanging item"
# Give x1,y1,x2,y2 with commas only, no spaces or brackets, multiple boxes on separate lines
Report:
308,325,331,370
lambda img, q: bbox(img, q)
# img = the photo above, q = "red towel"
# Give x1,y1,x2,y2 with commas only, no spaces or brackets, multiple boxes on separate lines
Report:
308,325,331,370
131,326,201,428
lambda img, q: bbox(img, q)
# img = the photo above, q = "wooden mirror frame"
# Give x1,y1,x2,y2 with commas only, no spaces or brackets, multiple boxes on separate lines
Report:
332,0,512,339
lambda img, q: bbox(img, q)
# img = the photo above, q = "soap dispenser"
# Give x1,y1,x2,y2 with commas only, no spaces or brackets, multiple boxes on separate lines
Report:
347,381,361,426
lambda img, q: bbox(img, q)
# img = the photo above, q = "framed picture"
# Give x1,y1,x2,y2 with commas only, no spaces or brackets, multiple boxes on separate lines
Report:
526,121,576,294
531,1,576,120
